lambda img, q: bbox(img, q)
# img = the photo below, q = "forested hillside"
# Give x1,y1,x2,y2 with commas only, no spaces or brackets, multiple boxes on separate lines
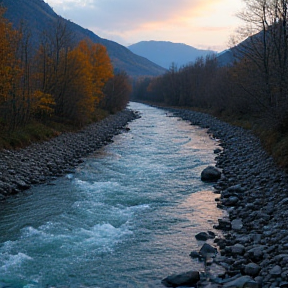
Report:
132,1,288,169
0,0,166,77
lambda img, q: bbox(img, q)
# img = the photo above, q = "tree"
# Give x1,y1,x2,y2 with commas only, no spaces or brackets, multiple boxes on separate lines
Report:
0,7,24,129
35,17,74,118
102,71,131,113
232,0,288,120
55,39,113,124
76,39,113,104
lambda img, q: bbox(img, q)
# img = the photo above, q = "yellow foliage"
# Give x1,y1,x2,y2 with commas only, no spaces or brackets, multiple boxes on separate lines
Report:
63,39,113,123
31,90,55,116
77,39,114,101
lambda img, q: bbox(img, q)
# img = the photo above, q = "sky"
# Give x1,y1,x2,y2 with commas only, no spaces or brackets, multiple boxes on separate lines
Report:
44,0,245,52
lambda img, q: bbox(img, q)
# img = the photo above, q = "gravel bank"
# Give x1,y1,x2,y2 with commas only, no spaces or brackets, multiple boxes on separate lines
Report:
1,104,288,287
0,109,138,199
164,107,288,288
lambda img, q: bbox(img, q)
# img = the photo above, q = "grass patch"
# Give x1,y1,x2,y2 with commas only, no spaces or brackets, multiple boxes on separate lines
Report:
92,108,110,122
0,122,59,149
0,109,112,150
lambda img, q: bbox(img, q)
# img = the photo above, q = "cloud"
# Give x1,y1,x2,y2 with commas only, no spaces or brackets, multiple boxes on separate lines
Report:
45,0,243,50
48,0,224,29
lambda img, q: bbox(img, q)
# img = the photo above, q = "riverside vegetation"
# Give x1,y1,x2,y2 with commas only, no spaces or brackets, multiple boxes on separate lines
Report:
0,6,131,149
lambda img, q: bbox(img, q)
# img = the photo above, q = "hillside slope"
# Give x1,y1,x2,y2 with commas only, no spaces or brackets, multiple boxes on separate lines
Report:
128,41,215,69
0,0,166,77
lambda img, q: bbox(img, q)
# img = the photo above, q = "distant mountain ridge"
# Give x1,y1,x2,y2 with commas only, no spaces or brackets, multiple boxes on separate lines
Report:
128,41,215,69
216,31,266,67
0,0,166,77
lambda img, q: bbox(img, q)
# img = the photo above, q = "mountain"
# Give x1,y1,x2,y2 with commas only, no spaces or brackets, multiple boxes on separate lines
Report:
216,30,268,67
0,0,166,77
128,41,215,69
216,49,236,66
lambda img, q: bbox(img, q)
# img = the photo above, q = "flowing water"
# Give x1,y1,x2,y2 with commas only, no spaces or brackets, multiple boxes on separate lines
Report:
0,103,223,288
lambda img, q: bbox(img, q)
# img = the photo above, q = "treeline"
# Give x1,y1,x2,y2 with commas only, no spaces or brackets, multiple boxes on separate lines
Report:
0,7,131,132
132,0,288,134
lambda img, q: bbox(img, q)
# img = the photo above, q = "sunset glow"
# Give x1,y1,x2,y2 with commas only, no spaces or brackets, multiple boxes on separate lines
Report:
45,0,245,51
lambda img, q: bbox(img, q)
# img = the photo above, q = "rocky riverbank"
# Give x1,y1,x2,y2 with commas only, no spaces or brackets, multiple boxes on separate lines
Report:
0,109,138,200
162,107,288,288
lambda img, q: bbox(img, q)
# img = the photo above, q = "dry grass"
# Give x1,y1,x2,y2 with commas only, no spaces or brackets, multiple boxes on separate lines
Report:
0,122,58,149
0,108,111,150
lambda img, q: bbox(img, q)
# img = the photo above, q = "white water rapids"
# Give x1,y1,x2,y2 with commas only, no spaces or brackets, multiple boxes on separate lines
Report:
0,103,224,287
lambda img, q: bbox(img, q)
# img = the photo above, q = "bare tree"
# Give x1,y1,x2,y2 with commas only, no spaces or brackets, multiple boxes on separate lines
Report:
37,17,74,118
231,0,288,125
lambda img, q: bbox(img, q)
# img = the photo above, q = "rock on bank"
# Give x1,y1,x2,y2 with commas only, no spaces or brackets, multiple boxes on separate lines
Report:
164,107,288,288
0,109,138,199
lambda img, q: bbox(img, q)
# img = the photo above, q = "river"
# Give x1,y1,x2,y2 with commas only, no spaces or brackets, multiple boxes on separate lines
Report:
0,103,223,288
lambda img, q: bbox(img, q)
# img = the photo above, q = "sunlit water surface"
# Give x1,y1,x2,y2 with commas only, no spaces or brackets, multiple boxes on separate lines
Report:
0,103,223,288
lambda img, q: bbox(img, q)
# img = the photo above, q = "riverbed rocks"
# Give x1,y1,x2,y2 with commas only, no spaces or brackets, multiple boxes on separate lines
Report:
195,232,211,241
199,243,218,259
164,107,288,288
161,271,200,287
222,275,259,288
0,109,138,199
201,166,222,182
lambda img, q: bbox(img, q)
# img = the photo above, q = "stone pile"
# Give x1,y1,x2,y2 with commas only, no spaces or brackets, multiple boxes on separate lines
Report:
163,107,288,288
0,109,138,199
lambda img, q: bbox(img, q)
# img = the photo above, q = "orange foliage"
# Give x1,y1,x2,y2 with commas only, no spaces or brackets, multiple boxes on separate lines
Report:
76,39,113,101
0,7,20,105
0,10,116,128
31,90,55,117
64,39,113,123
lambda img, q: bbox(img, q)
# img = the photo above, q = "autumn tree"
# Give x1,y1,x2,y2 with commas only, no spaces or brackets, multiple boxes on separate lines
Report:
33,17,113,124
0,7,132,137
50,39,114,124
76,39,113,104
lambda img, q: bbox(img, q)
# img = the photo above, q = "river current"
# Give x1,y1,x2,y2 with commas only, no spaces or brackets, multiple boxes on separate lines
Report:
0,103,223,288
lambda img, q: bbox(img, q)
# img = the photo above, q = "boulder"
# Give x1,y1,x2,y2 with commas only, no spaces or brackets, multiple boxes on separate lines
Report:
231,219,243,231
270,265,282,277
246,246,264,262
189,251,201,259
231,244,245,256
199,243,217,259
208,231,216,239
161,271,200,287
223,276,259,288
14,179,30,190
214,218,232,231
214,148,222,154
201,166,221,182
195,232,209,241
244,263,261,277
